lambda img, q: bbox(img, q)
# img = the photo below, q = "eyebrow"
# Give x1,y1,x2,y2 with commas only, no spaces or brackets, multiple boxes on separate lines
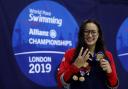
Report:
84,30,97,31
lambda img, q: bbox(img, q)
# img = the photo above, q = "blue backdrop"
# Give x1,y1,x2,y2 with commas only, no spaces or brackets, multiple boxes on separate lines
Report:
0,0,128,89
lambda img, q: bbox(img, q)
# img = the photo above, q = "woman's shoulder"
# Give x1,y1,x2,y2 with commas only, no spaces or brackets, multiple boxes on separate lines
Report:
66,48,76,53
105,50,114,61
105,50,112,56
64,48,76,57
63,48,76,63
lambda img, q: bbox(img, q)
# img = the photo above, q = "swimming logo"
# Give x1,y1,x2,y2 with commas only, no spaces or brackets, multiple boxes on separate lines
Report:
12,0,78,87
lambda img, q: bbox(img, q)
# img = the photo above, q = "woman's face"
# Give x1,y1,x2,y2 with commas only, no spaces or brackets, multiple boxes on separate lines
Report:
84,22,99,46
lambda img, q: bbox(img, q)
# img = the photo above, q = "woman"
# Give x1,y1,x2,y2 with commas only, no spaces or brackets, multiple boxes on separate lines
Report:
57,19,118,89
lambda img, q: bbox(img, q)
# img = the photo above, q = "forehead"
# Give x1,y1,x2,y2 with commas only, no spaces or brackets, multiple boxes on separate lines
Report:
84,22,98,31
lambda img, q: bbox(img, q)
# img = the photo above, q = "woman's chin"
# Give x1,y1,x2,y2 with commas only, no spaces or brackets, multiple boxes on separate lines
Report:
86,42,95,46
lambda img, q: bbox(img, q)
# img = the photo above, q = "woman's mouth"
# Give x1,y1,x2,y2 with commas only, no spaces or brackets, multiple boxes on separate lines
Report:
87,38,94,42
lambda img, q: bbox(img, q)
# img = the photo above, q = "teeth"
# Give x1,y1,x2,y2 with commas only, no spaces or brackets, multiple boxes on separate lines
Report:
88,39,93,42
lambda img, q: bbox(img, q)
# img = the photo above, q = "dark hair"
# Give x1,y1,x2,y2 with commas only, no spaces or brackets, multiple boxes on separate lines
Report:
72,19,106,63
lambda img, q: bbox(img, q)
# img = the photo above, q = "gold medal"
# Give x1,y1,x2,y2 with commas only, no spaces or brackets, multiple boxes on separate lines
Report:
79,69,86,82
96,52,104,61
79,76,85,82
72,75,78,81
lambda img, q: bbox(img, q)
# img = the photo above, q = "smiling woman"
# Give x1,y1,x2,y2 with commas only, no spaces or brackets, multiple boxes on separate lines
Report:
83,22,99,46
57,19,118,89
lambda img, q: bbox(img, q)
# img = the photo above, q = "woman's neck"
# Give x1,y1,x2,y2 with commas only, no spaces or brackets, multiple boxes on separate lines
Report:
88,45,95,56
